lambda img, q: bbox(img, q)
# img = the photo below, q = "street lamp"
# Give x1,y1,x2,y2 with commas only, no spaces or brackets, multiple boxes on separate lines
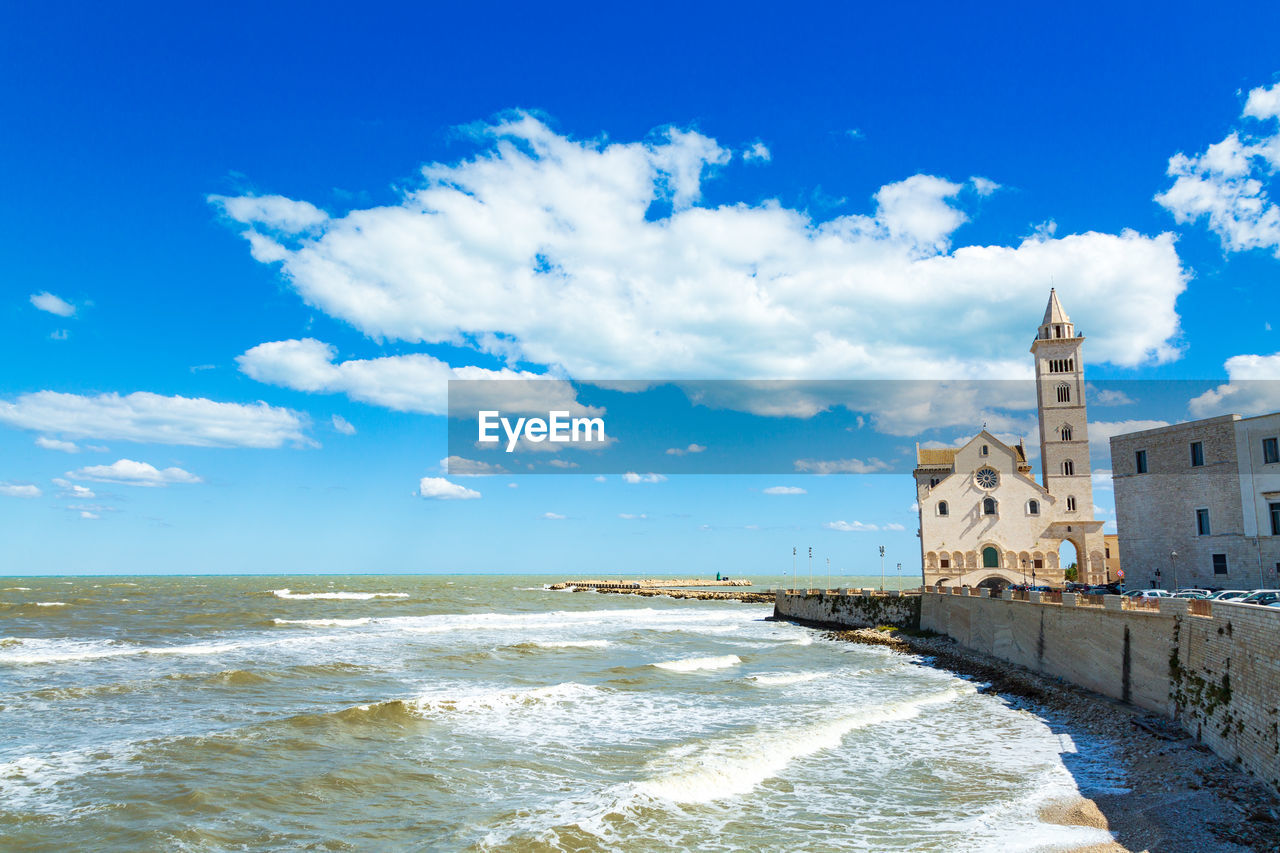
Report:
1021,557,1027,587
1170,550,1178,593
879,545,886,592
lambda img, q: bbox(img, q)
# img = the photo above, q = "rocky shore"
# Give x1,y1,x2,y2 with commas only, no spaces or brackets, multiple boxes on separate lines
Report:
585,586,775,604
829,625,1279,853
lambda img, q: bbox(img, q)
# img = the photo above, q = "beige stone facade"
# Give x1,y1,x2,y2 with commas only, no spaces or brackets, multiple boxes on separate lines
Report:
914,290,1106,588
1111,411,1280,590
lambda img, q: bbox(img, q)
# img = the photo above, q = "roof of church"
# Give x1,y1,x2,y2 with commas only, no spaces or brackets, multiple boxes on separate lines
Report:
916,447,959,467
1041,287,1071,326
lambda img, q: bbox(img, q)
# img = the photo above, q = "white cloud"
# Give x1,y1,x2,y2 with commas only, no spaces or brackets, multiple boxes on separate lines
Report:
331,414,356,435
0,391,311,448
970,177,1000,197
209,194,329,234
35,436,79,453
1189,355,1280,417
418,476,481,500
665,443,707,455
594,475,607,482
825,520,878,532
1088,420,1172,465
30,291,75,317
0,482,41,498
744,141,771,162
69,459,201,487
763,486,806,495
80,511,100,519
1092,469,1114,492
547,459,579,468
215,113,1186,394
623,472,666,483
618,512,648,520
237,338,591,416
1156,81,1280,256
542,511,566,520
884,522,906,531
794,457,891,475
52,479,96,498
440,456,506,476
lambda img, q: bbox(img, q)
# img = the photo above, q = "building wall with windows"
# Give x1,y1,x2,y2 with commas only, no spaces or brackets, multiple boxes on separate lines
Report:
1112,413,1280,590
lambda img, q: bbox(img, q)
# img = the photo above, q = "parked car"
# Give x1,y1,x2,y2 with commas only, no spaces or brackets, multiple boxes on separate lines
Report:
1208,590,1251,601
1173,589,1211,599
1084,586,1117,595
1266,601,1280,609
1123,589,1171,599
1240,590,1280,606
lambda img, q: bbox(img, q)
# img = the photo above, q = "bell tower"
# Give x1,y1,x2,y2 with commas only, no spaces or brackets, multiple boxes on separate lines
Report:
1031,289,1094,512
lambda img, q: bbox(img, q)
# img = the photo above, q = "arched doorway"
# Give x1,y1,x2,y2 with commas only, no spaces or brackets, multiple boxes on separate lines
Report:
982,546,1000,568
976,576,1009,593
1058,540,1081,584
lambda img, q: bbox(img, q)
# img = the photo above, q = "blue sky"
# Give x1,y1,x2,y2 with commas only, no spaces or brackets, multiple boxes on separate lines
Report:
3,2,1280,575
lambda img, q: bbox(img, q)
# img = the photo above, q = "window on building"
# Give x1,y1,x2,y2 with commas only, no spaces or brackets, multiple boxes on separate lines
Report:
1062,460,1074,476
1265,437,1279,464
1027,499,1040,516
1066,496,1076,512
1105,545,1111,558
1196,508,1211,536
1033,558,1044,569
929,477,939,487
1270,502,1280,536
1135,450,1148,474
937,501,949,517
982,497,997,516
1060,425,1073,441
939,557,950,569
1212,553,1228,575
1056,383,1071,403
1190,441,1204,467
980,444,989,456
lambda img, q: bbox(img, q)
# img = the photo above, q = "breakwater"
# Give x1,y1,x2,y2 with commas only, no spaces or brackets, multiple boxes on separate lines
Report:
549,578,753,590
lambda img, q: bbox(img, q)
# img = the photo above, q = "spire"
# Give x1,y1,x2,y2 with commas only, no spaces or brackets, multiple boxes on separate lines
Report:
1036,288,1075,340
1041,288,1071,326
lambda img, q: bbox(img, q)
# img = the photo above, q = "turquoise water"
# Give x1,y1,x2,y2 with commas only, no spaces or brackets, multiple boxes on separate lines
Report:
1,575,1121,851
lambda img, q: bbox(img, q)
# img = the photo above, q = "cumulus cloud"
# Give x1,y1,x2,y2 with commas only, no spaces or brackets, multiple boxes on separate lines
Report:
35,436,80,453
69,459,201,487
215,113,1186,395
1156,81,1280,256
622,472,666,483
665,443,706,455
52,479,95,498
744,141,771,162
825,520,879,532
1189,357,1280,418
763,486,807,495
331,414,356,435
418,476,481,500
794,457,891,475
29,291,75,317
441,456,507,476
0,391,311,448
80,511,100,519
0,482,41,498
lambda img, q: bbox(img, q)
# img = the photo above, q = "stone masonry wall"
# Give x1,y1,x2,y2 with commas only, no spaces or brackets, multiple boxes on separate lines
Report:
773,590,921,631
921,591,1280,795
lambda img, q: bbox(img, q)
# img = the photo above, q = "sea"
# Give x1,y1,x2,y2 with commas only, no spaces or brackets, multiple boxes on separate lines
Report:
0,575,1127,852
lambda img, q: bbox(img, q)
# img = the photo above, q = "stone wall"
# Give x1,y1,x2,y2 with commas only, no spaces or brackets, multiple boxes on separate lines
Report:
921,591,1280,795
773,589,921,630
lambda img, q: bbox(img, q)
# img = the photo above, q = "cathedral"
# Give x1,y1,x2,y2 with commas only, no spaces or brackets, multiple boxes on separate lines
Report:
914,290,1106,589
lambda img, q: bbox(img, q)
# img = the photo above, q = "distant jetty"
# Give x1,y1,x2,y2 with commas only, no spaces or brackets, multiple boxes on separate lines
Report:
547,578,770,603
547,578,752,590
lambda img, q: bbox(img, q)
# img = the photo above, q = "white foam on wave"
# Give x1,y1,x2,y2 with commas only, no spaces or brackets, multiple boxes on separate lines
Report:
4,587,32,591
0,636,244,665
532,639,610,649
747,671,829,686
652,654,741,672
381,606,749,637
272,588,408,600
273,617,371,628
34,602,68,607
635,686,972,803
402,682,599,716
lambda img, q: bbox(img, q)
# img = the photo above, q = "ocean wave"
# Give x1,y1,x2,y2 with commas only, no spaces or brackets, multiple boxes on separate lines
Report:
0,637,243,665
271,588,409,600
405,682,600,716
4,587,32,591
273,617,371,627
635,686,972,803
33,602,68,607
652,654,741,672
747,671,830,686
508,639,611,651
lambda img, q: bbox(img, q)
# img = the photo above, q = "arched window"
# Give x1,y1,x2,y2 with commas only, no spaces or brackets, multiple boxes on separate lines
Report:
1027,499,1040,516
982,497,997,516
1066,496,1077,512
937,500,949,517
1056,383,1071,403
1060,425,1072,441
1062,459,1075,476
980,444,989,456
930,477,939,487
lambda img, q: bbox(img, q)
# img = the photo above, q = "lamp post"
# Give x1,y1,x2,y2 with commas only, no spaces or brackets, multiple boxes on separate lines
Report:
879,545,886,592
1021,557,1027,588
896,562,902,590
792,546,796,593
808,546,812,591
1170,550,1178,593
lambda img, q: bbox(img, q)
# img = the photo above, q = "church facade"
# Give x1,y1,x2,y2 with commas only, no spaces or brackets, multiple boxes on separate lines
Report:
914,290,1106,588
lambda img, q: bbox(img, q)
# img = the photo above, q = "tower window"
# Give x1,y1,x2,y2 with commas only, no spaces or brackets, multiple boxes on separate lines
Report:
937,501,949,517
1060,425,1072,441
1265,437,1279,464
930,477,939,487
1196,508,1210,536
982,497,997,516
1066,496,1077,512
1190,441,1204,467
1061,459,1074,476
1056,383,1071,403
1135,449,1148,474
1027,499,1040,516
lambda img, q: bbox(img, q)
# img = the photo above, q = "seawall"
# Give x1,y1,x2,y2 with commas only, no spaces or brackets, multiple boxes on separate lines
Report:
772,589,921,630
919,589,1280,796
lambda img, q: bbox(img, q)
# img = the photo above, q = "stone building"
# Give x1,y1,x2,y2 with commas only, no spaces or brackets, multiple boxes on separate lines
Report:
1103,533,1121,582
914,290,1106,589
1111,411,1280,590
